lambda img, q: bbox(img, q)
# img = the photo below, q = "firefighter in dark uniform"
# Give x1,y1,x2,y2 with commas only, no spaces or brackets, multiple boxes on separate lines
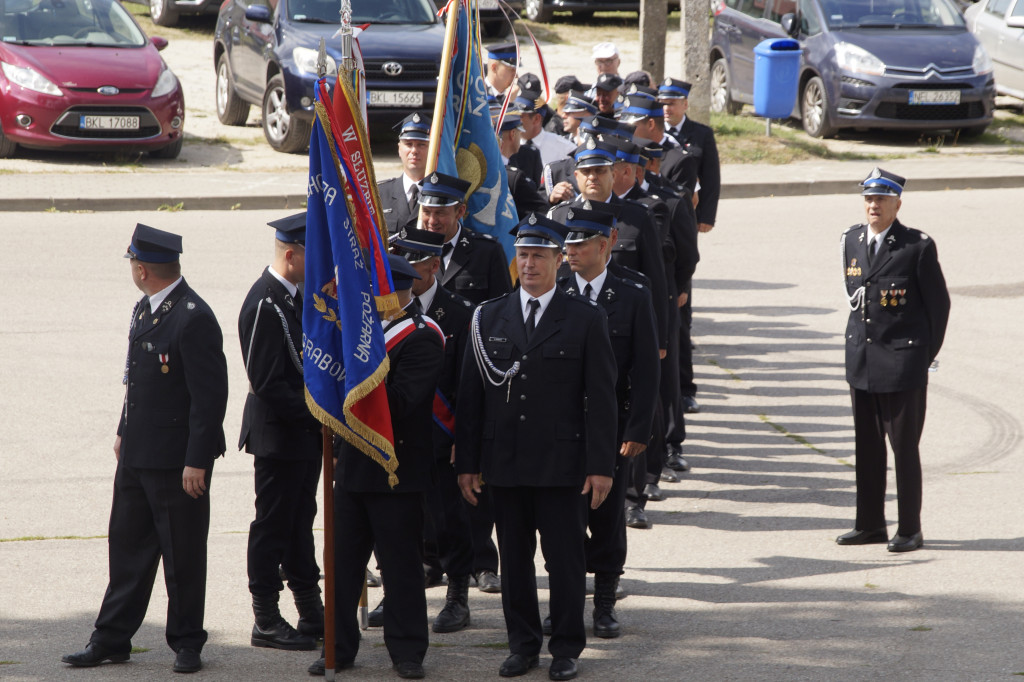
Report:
456,213,618,681
390,227,478,633
377,113,431,234
63,224,228,674
416,171,512,591
545,116,631,205
560,208,659,639
497,109,548,217
836,169,950,553
309,254,444,679
660,78,721,235
237,214,322,652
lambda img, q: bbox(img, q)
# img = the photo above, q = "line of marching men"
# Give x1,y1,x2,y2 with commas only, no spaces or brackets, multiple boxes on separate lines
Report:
61,78,716,682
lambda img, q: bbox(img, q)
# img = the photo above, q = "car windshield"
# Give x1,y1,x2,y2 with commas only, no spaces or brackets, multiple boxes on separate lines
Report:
0,0,146,46
818,0,965,29
289,0,437,25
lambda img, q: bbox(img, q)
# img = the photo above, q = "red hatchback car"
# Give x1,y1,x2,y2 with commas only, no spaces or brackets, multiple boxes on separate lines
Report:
0,0,184,158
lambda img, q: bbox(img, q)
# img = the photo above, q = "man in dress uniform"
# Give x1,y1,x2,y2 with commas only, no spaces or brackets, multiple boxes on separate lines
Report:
660,77,720,236
309,254,444,679
237,214,322,652
497,110,548,217
591,73,622,117
486,42,519,99
390,227,478,633
516,89,576,169
63,224,228,674
836,169,950,553
561,208,659,639
378,113,431,234
456,214,618,681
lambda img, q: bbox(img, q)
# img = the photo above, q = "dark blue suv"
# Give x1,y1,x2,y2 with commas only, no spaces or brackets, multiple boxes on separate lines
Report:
214,0,444,153
710,0,995,138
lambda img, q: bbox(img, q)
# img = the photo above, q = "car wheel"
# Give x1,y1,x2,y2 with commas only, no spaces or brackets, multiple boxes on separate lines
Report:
0,126,16,158
216,54,251,126
524,0,551,22
149,0,179,27
710,58,741,115
262,73,311,154
481,19,512,38
801,75,837,138
150,136,183,159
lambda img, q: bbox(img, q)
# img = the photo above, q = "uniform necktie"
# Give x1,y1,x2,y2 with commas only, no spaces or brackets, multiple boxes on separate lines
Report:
440,241,453,275
867,235,879,265
583,283,594,301
525,298,540,339
413,296,424,315
408,184,419,213
294,290,302,309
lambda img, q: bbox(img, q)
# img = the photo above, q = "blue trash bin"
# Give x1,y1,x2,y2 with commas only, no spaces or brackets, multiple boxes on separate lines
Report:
753,38,803,119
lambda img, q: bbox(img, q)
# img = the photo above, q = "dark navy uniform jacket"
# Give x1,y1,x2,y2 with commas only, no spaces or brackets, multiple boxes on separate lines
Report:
378,175,415,235
560,272,659,445
455,288,618,487
666,117,721,226
440,226,514,305
425,283,474,459
237,267,320,460
118,279,228,470
843,219,950,393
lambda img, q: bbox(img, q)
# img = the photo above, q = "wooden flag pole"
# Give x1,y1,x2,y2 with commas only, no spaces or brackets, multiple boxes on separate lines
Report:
321,425,336,681
425,0,462,177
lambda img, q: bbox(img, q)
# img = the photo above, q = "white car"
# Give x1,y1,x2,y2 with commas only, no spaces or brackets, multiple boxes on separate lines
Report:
965,0,1024,101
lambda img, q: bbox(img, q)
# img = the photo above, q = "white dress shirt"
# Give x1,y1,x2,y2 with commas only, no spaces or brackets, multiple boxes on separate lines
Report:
416,277,439,313
574,269,608,301
520,285,557,327
148,276,183,313
267,266,298,297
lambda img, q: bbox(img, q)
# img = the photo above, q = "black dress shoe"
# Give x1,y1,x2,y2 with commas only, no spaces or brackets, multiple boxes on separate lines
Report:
499,653,540,677
549,657,578,681
307,657,354,676
836,527,888,545
542,614,552,636
643,483,665,501
61,642,129,667
660,468,680,483
475,569,501,593
252,620,316,650
888,532,924,553
173,648,202,674
367,599,384,627
625,506,652,529
394,660,425,679
681,396,700,414
665,452,689,472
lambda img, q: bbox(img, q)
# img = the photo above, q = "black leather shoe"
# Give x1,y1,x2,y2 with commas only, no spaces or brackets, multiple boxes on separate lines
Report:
643,483,665,502
888,532,923,553
499,653,539,677
681,396,700,414
549,657,578,680
307,657,354,676
367,599,384,627
173,648,202,674
542,615,552,636
475,569,501,593
61,642,129,667
252,621,316,650
836,528,888,545
394,660,425,679
666,452,689,472
660,468,680,483
625,506,652,529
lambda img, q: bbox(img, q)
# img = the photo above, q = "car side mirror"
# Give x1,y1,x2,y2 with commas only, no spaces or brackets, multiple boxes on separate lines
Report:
244,4,273,22
1007,16,1024,29
150,36,168,51
781,12,799,37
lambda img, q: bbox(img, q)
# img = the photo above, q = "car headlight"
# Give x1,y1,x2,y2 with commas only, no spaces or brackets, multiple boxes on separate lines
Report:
152,68,178,98
293,47,336,76
834,42,885,77
973,44,993,76
1,61,62,96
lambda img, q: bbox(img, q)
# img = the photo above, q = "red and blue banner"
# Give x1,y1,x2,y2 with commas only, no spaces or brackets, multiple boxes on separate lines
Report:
431,0,518,267
303,77,399,487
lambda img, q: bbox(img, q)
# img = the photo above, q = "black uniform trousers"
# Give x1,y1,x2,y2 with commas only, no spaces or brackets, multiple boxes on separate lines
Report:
248,457,321,595
851,387,927,537
627,401,664,511
332,488,427,666
677,286,697,401
585,450,629,576
424,458,475,578
468,488,500,575
91,462,211,653
491,485,588,660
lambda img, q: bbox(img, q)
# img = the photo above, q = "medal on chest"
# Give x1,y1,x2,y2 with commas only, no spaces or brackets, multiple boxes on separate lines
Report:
159,353,170,373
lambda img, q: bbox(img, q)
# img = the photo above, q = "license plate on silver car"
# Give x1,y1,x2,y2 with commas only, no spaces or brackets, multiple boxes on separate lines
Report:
478,0,499,7
369,90,423,108
908,90,961,105
80,115,140,130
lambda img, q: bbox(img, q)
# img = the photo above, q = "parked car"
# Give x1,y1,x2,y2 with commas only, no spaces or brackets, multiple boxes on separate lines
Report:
0,0,185,158
122,0,220,28
710,0,995,138
214,0,444,153
523,0,678,22
432,0,522,37
965,0,1024,101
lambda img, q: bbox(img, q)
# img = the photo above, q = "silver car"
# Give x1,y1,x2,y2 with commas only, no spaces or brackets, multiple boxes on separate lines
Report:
965,0,1024,101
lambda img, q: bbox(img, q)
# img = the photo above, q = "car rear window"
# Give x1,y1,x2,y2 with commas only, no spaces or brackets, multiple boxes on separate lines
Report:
818,0,965,28
289,0,437,24
1,0,146,46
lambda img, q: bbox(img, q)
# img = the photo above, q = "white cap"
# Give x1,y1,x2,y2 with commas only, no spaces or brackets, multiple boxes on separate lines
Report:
592,42,619,60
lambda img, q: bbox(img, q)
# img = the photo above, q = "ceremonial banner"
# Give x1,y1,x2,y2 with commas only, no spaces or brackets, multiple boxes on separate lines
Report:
429,0,518,267
304,78,399,487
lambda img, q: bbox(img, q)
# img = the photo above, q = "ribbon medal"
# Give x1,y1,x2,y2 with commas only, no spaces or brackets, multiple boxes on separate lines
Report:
159,353,170,374
880,289,888,307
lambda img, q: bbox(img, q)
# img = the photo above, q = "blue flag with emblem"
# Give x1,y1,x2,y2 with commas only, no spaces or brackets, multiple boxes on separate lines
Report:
430,0,518,269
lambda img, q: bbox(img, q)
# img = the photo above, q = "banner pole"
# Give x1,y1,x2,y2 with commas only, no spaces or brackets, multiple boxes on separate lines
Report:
322,425,336,681
425,0,462,177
